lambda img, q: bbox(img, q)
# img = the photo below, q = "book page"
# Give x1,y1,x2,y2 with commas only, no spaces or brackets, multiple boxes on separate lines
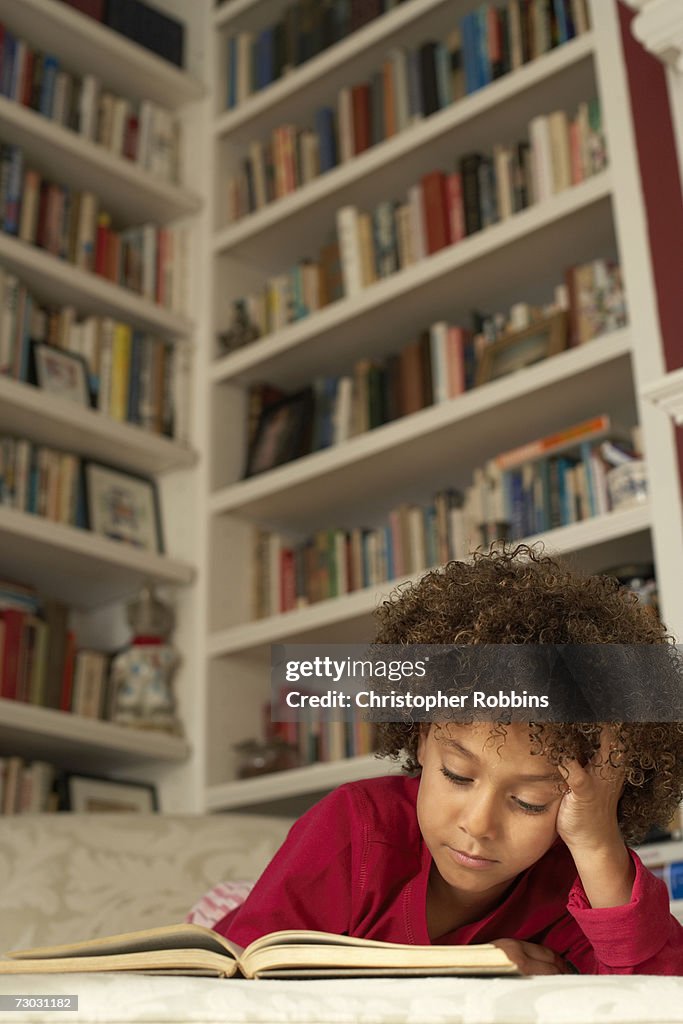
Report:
0,949,239,978
6,924,242,962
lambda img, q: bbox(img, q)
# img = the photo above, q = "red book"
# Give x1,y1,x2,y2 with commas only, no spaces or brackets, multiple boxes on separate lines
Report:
124,115,139,162
420,171,451,254
60,0,106,20
94,215,110,275
447,172,466,243
280,548,296,612
351,84,371,155
59,631,76,712
21,50,35,107
1,610,25,701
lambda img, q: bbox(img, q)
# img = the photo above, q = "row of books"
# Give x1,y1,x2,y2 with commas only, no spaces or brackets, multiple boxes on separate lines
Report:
0,270,191,442
58,0,185,69
226,0,591,221
0,22,182,185
0,757,57,815
0,584,112,718
224,0,410,109
0,144,189,314
269,713,377,766
0,435,84,527
251,415,636,617
244,261,626,473
231,98,606,337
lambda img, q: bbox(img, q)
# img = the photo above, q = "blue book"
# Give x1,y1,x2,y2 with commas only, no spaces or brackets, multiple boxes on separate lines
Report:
460,14,477,94
315,107,337,172
4,147,23,235
226,36,237,108
256,28,275,89
476,6,492,88
39,56,59,118
553,0,570,43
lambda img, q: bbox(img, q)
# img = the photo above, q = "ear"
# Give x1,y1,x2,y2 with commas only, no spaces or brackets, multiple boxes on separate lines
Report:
416,724,430,767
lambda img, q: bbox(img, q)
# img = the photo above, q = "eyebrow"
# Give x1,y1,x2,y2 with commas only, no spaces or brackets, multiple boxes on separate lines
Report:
440,738,562,783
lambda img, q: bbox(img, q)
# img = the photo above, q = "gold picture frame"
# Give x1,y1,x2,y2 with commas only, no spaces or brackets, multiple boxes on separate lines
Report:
476,311,569,387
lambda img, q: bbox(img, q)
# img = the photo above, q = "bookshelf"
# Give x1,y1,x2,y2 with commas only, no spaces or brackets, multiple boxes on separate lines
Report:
0,0,207,809
202,0,683,813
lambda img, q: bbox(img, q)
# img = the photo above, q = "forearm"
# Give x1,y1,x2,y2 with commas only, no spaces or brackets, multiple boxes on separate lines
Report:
569,837,636,909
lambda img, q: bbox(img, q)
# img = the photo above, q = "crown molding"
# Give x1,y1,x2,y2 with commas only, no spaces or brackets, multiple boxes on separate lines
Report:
631,0,683,73
641,368,683,424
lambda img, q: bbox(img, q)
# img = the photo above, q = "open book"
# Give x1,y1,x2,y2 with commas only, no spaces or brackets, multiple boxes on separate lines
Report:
0,923,518,979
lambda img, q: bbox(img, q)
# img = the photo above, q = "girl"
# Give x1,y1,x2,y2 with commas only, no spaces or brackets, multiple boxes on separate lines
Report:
212,547,683,974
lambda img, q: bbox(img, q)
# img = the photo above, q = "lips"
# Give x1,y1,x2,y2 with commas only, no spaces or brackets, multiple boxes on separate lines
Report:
447,847,499,869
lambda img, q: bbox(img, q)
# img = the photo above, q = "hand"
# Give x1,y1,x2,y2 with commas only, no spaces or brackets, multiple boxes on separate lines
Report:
490,939,573,975
555,731,625,854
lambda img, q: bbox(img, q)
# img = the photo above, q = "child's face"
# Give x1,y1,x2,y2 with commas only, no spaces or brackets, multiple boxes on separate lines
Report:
416,722,564,903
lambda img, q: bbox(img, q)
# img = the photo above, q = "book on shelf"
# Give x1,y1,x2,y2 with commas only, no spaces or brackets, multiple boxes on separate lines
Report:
0,922,517,979
0,756,56,815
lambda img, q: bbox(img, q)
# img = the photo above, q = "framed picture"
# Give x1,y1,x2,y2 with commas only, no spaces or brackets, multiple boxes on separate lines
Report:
59,774,158,813
245,388,314,477
476,312,569,386
32,342,91,406
84,462,164,553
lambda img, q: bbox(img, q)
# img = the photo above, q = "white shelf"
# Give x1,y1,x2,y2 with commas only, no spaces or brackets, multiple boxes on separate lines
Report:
214,33,595,254
211,172,614,389
0,234,194,341
0,698,190,772
208,503,652,657
0,97,202,227
641,368,683,425
206,754,398,811
0,506,195,609
636,838,683,867
210,328,633,530
0,0,204,109
213,0,262,28
0,377,197,476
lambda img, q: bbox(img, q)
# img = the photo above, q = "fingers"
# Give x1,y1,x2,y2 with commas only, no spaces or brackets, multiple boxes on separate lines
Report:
491,939,571,976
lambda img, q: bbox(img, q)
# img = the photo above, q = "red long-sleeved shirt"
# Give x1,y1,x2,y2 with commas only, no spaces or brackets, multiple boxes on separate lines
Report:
214,774,683,974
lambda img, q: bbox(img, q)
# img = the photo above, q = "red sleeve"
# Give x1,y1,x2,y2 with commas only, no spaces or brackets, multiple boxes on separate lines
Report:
211,785,357,947
566,850,683,974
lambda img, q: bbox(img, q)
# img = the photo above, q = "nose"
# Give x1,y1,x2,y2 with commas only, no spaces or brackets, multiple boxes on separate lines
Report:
458,788,498,842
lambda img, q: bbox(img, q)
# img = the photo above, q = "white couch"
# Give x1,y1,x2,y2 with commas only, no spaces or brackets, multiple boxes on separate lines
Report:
0,813,682,1024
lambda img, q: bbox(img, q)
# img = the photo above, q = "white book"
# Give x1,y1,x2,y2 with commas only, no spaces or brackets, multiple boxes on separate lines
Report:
508,0,524,69
78,73,100,142
136,100,153,169
529,115,554,202
548,110,572,192
52,72,70,126
493,144,514,220
97,92,115,148
10,40,26,102
390,48,410,132
336,206,363,298
110,97,130,157
171,343,192,444
429,321,449,404
408,506,426,573
0,273,19,375
333,375,353,444
141,223,158,302
75,191,98,272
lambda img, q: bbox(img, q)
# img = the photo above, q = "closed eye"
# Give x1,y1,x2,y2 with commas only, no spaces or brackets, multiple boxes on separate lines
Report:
440,766,472,786
513,797,549,815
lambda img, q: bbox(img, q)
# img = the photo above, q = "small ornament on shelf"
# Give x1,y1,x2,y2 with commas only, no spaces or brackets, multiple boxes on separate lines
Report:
218,300,261,355
109,584,183,735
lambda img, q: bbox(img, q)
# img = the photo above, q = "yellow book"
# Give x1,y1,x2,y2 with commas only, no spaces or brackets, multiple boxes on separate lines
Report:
110,323,132,422
0,923,517,980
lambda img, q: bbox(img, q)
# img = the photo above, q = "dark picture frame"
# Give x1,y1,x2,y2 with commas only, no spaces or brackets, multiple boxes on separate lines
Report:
84,462,164,554
476,312,569,386
32,342,92,406
59,773,159,813
244,388,314,477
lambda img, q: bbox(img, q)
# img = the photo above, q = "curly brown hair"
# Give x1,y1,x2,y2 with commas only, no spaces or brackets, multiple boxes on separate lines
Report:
373,544,683,843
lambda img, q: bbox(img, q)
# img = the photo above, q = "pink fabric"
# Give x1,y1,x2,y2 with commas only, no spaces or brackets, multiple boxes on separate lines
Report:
186,880,253,929
213,775,683,974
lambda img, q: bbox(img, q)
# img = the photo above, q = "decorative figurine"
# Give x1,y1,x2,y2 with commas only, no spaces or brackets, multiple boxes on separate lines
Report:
109,584,183,735
218,299,260,354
